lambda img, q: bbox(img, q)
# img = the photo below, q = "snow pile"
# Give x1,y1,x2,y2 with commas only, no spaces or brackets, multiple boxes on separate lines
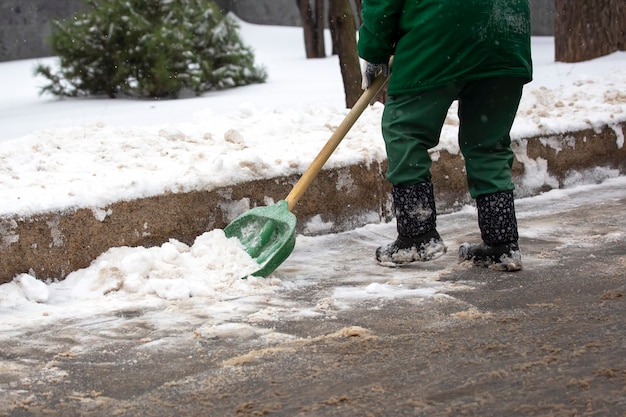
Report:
3,229,277,309
0,104,386,216
514,72,626,135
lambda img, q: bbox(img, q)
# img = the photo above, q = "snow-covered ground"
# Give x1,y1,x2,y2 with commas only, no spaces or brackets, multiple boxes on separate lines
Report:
0,20,625,335
1,24,625,217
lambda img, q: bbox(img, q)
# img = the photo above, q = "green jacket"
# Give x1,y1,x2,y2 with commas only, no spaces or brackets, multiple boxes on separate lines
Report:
358,0,533,95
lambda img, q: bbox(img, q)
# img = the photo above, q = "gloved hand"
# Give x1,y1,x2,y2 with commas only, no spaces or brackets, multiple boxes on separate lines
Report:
361,61,389,89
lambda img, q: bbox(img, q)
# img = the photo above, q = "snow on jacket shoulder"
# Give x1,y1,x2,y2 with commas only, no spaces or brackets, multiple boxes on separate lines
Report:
358,0,533,95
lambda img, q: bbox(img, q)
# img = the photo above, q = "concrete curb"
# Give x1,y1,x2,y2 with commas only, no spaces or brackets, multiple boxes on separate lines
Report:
1,122,624,284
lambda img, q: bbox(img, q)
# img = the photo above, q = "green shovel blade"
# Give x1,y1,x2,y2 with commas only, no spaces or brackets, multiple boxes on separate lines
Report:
223,200,297,277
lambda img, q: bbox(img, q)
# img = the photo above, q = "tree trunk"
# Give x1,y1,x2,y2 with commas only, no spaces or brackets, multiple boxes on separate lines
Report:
328,0,361,108
353,0,362,26
330,0,362,55
296,0,326,58
296,0,317,58
555,0,626,62
352,0,386,104
314,0,326,57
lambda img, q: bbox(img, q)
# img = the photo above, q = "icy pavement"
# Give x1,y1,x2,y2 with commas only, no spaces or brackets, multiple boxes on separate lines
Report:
0,176,625,415
0,176,624,352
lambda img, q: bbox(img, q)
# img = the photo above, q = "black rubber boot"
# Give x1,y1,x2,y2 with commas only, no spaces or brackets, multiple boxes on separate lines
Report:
376,182,447,266
458,191,522,271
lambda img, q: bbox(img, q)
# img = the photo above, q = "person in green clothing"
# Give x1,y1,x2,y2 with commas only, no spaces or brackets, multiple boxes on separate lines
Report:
358,0,533,271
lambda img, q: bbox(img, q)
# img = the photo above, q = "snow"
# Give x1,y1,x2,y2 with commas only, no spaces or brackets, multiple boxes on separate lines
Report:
1,25,625,218
0,20,625,336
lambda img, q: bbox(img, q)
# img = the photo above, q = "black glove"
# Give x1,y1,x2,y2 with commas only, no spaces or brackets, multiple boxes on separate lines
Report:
362,61,389,89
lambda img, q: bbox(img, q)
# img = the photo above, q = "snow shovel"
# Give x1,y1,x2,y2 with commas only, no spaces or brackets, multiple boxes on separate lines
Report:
225,70,390,277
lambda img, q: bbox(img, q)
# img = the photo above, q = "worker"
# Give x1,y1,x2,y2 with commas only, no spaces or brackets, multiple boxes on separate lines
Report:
358,0,533,271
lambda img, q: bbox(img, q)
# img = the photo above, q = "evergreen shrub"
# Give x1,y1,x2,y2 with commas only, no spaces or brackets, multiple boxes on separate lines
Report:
35,0,267,98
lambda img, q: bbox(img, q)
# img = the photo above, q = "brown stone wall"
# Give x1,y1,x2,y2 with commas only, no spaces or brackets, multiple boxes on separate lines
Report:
1,123,624,284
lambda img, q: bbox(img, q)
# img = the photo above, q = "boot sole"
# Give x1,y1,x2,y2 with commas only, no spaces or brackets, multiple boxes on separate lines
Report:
377,243,447,268
458,243,523,272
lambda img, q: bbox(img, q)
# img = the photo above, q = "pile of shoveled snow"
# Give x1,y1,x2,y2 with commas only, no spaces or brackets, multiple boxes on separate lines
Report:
7,229,279,306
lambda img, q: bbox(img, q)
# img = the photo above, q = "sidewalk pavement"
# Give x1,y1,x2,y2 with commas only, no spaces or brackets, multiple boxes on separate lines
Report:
1,178,625,416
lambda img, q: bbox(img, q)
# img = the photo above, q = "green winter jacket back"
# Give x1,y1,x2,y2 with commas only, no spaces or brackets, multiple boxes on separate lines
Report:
357,0,533,95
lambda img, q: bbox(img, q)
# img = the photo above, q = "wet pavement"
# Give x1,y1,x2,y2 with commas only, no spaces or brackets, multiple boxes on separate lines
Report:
1,178,625,416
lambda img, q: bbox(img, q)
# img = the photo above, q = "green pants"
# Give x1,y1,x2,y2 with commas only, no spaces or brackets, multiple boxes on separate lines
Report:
382,77,525,198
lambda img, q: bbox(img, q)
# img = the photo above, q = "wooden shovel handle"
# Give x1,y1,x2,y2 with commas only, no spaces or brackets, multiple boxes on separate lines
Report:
285,70,390,211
